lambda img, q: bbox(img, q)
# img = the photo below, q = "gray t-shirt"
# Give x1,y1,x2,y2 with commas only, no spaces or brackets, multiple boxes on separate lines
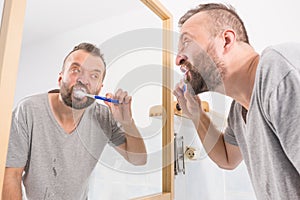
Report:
6,92,126,200
224,43,300,199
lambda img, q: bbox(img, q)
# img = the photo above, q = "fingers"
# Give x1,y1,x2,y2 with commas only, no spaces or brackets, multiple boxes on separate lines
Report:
104,93,113,107
124,95,132,104
114,89,131,104
106,89,131,106
173,80,204,118
173,81,185,100
108,89,133,125
173,82,188,113
184,90,200,104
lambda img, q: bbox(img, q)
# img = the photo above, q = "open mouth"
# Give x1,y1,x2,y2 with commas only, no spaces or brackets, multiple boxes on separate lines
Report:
73,87,87,99
180,62,192,83
184,70,190,83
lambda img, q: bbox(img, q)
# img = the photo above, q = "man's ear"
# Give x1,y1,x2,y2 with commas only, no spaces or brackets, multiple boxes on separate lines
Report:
58,72,62,86
222,29,236,53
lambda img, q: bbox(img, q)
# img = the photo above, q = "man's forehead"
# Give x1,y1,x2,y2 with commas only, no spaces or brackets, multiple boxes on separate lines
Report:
180,12,209,32
66,50,105,68
179,12,211,43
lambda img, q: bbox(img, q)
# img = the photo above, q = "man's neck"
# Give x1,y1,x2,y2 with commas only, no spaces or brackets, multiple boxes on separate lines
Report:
48,93,85,133
225,45,259,110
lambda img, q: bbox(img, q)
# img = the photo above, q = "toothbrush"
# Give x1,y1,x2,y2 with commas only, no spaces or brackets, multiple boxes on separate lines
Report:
74,90,119,104
182,77,188,92
182,84,186,92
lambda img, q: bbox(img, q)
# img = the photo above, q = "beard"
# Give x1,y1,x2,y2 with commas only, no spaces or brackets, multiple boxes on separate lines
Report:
185,42,224,95
60,81,95,110
186,69,208,95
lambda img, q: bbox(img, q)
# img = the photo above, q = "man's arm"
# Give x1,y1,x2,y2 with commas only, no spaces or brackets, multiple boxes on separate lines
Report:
174,85,242,170
105,89,147,166
114,120,147,166
2,167,24,200
194,111,242,169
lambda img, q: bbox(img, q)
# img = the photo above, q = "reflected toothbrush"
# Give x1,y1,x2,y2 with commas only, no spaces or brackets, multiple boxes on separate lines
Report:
74,90,119,104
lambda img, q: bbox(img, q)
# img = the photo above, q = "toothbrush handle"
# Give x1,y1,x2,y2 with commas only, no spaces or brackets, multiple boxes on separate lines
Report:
183,84,186,92
94,95,119,104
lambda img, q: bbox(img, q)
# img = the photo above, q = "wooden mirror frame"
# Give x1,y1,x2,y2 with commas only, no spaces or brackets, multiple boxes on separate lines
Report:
136,1,174,199
0,0,27,195
0,0,174,199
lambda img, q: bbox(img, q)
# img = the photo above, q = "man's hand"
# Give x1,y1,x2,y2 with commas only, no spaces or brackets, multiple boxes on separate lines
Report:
104,88,133,126
173,82,204,125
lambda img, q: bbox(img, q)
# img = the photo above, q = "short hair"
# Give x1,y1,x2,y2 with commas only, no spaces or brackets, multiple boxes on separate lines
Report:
179,3,249,44
62,42,106,79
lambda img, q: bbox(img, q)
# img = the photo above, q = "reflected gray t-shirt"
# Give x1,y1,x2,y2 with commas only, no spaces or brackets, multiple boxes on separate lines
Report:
6,93,126,200
224,43,300,199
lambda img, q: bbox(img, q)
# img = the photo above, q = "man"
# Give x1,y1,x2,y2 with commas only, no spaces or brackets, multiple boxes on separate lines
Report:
173,3,300,199
3,42,147,200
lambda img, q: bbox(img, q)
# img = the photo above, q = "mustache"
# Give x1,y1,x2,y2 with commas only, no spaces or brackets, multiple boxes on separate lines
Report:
71,82,89,93
180,60,193,72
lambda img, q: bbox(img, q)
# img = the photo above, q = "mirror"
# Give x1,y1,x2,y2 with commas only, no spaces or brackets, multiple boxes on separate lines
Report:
2,0,172,199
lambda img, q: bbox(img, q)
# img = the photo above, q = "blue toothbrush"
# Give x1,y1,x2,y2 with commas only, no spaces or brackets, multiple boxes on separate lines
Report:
74,91,119,104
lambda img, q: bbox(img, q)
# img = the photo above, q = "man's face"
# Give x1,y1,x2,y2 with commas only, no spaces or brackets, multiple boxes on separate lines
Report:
59,50,105,109
176,13,224,94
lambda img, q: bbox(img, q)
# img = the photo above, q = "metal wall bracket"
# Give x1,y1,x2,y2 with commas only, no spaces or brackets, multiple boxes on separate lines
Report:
174,133,185,175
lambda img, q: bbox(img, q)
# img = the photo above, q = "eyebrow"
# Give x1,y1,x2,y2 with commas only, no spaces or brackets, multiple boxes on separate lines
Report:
71,62,102,74
91,69,102,74
70,62,81,67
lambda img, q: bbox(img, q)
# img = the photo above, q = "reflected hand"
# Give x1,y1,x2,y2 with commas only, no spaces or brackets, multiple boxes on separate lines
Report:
104,89,133,125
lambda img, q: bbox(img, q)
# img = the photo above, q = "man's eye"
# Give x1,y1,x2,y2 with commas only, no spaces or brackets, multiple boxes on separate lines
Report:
179,40,189,51
91,74,99,79
71,69,80,73
183,41,189,47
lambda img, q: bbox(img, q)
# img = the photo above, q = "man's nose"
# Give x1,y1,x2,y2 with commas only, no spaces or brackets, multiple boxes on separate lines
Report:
176,54,187,66
77,71,89,85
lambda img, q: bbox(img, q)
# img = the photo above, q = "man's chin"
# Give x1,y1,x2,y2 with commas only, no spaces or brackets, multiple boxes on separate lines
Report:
188,80,209,95
71,103,90,110
194,88,209,95
71,98,95,110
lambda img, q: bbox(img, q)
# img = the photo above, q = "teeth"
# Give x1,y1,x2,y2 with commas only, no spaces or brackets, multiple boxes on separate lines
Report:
73,89,87,99
184,70,189,83
180,65,187,73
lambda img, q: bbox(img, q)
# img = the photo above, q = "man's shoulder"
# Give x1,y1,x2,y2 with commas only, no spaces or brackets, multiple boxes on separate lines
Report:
14,93,47,110
20,92,47,103
259,42,300,76
261,43,300,67
263,42,300,52
253,43,300,106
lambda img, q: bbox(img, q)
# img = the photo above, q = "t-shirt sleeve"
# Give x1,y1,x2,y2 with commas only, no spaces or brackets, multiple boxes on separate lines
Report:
97,104,126,147
224,101,239,146
108,118,126,147
224,125,238,146
267,70,300,173
6,105,30,168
